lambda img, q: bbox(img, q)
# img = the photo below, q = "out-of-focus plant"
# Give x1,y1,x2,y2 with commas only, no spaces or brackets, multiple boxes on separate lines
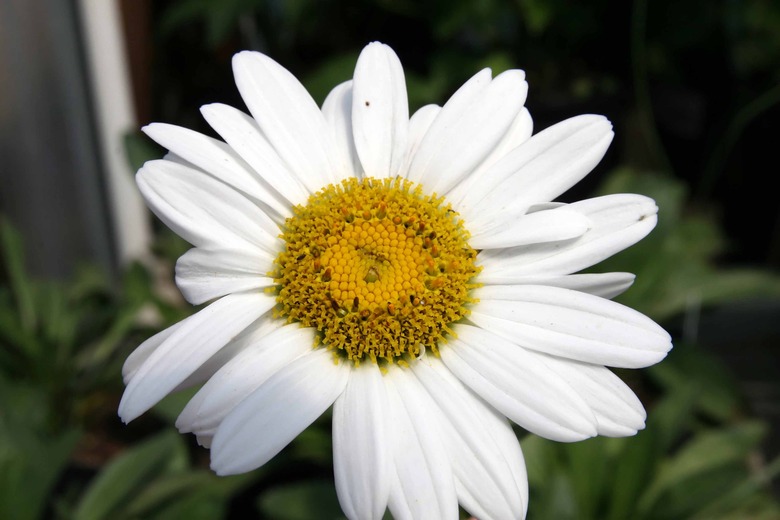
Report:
596,169,780,321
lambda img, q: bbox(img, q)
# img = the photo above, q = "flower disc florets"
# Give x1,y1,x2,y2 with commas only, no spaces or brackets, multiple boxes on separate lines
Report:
273,177,480,364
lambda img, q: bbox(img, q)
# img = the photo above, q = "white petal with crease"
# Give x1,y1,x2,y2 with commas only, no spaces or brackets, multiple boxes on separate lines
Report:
408,69,527,195
142,122,288,218
478,194,658,279
471,284,672,368
119,291,276,422
122,320,185,384
448,107,533,207
175,246,275,305
333,365,391,520
462,115,613,227
412,356,526,520
137,160,279,252
441,324,598,441
352,42,408,178
200,103,310,208
479,272,636,299
173,313,282,395
211,348,349,475
385,367,458,520
470,206,590,249
232,51,339,191
539,355,647,436
322,81,362,179
177,324,314,435
398,104,440,178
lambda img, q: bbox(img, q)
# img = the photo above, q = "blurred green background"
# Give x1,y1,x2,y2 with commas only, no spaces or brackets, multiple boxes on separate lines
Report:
2,0,780,518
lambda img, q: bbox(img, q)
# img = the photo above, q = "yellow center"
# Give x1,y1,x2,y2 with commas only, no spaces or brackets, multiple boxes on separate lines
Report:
273,177,480,364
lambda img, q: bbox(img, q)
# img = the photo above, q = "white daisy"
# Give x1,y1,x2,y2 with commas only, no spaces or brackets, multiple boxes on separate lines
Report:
119,42,672,520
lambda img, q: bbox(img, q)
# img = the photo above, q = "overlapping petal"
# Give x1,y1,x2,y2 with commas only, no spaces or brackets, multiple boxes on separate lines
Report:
407,68,528,195
136,159,280,252
478,272,636,299
175,246,275,304
385,367,458,520
441,324,599,442
176,323,312,436
470,206,590,250
232,51,342,191
210,348,350,475
118,291,276,422
477,194,658,279
200,103,310,208
537,355,647,436
470,284,672,368
333,365,392,520
412,356,527,520
460,115,613,229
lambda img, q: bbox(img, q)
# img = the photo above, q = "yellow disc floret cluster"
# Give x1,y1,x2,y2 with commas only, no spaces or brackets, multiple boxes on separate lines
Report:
272,177,480,364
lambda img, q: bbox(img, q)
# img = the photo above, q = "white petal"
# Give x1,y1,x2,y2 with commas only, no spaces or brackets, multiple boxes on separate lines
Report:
122,320,185,384
470,398,530,518
118,291,276,422
398,104,440,178
405,69,491,185
333,365,391,520
196,434,213,448
469,206,590,249
448,107,533,208
408,69,528,195
351,42,409,178
141,122,288,219
175,246,275,305
173,312,282,394
411,356,526,520
441,324,598,441
461,115,614,227
177,323,314,435
210,348,349,475
385,366,458,520
136,160,280,252
232,51,339,191
479,272,636,299
322,81,362,179
477,194,659,278
200,103,310,207
471,285,672,368
539,356,647,436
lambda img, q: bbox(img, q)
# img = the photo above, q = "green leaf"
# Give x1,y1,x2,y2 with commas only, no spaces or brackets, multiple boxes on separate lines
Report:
638,421,767,513
72,431,187,520
123,470,251,519
0,218,36,332
258,480,344,520
520,433,559,489
648,343,741,422
605,428,658,520
0,378,81,520
563,438,608,519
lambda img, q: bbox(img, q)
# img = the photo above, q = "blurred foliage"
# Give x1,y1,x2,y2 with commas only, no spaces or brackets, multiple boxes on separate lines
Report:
597,169,780,321
3,0,780,518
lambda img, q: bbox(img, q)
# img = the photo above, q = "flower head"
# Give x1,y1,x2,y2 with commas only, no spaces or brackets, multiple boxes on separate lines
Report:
120,42,672,519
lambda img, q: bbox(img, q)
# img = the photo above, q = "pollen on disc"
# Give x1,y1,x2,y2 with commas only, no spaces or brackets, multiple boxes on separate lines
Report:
273,177,480,364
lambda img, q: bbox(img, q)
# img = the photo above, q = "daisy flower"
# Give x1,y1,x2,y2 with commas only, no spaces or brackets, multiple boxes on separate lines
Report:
119,42,672,519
